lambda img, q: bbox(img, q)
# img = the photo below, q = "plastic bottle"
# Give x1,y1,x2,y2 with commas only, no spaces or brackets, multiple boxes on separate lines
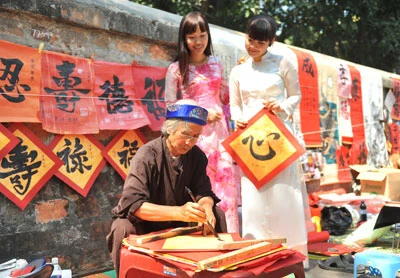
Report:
359,201,367,222
50,257,62,278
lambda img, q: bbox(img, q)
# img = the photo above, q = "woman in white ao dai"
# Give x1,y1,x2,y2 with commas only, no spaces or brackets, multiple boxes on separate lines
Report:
229,14,311,266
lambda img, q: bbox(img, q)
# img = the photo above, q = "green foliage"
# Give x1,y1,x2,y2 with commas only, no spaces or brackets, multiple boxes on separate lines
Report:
130,0,400,73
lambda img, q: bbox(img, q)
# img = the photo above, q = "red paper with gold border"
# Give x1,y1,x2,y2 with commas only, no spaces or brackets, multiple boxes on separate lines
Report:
0,39,41,122
93,60,151,130
0,123,63,210
222,109,306,189
49,134,106,197
290,47,321,147
41,51,99,134
0,123,19,160
132,64,167,131
102,129,147,180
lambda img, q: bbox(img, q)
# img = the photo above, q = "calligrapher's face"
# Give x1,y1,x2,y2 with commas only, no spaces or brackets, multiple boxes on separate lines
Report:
167,122,203,157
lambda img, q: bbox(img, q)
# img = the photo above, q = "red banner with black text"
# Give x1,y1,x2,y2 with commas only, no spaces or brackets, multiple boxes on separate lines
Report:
290,48,321,147
41,51,99,134
0,40,42,122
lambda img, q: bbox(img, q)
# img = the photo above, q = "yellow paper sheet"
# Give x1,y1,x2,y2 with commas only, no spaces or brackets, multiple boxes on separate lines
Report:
162,234,233,250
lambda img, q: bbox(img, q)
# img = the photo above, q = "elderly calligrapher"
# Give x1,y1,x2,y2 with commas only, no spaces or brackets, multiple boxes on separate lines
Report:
106,99,227,274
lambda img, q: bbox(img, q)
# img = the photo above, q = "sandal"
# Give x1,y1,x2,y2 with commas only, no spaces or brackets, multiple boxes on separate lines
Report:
318,254,359,274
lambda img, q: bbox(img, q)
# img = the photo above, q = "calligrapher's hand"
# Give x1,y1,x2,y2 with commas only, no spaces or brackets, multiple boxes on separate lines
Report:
234,119,248,130
263,98,282,114
180,202,208,223
207,108,222,124
201,208,217,236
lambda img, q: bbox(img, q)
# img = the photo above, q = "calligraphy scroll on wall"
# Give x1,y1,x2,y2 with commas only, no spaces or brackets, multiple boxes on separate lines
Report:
0,40,42,122
360,67,388,167
132,64,167,131
389,123,400,154
0,123,62,210
93,60,150,130
222,109,305,189
102,129,147,180
316,54,340,163
312,54,341,184
49,134,106,197
347,64,368,165
289,47,321,147
389,78,400,154
390,78,400,121
41,51,99,134
337,62,353,144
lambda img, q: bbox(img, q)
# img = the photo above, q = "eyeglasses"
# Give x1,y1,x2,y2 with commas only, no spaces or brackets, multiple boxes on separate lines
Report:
178,130,203,142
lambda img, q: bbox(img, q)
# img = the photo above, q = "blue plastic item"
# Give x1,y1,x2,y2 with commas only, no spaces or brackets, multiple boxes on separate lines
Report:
354,250,400,278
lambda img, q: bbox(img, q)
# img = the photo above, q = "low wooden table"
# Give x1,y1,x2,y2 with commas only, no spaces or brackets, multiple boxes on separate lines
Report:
119,246,305,278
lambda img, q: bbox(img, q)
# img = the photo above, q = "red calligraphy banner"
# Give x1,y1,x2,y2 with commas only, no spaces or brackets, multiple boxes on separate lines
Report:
347,65,368,164
0,40,41,122
390,78,400,120
102,129,147,180
49,134,106,197
389,123,400,154
132,64,167,131
290,48,321,147
336,145,352,182
0,123,62,210
0,123,19,160
93,60,150,130
41,51,99,134
222,109,306,189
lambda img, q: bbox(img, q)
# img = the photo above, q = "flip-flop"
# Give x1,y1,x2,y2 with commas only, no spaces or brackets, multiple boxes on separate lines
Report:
342,252,366,274
318,254,363,274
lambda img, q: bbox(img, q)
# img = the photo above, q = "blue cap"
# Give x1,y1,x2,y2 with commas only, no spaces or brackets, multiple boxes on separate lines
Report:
166,103,208,126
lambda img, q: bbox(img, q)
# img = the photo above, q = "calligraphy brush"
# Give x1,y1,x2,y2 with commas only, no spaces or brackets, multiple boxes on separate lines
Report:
185,186,223,241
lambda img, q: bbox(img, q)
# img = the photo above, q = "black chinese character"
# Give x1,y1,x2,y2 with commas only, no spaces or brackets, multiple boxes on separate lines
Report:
241,132,280,161
117,139,139,169
99,75,133,114
302,57,314,78
351,78,360,101
0,139,41,195
338,64,348,85
0,58,31,103
44,61,90,113
57,137,92,174
141,77,165,120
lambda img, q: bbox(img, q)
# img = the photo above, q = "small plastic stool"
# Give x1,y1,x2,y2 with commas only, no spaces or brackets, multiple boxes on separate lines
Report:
354,250,400,278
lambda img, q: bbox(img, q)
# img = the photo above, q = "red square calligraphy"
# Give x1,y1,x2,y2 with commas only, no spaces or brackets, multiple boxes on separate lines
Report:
0,123,62,210
49,134,106,197
102,129,147,180
0,123,19,160
222,109,306,189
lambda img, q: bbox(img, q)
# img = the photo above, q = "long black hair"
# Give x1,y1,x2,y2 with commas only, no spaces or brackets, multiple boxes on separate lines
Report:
176,11,213,86
246,14,277,43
